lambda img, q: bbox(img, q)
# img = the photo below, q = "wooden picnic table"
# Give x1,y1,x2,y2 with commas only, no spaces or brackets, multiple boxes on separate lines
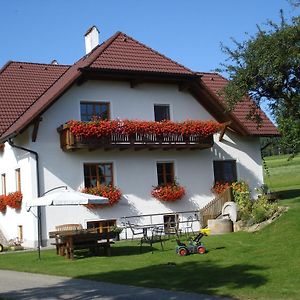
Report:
49,229,116,259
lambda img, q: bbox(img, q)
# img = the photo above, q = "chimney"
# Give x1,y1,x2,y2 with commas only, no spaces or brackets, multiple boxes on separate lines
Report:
85,26,99,54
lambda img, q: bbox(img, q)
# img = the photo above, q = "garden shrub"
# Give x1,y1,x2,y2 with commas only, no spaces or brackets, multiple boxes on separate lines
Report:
232,181,278,225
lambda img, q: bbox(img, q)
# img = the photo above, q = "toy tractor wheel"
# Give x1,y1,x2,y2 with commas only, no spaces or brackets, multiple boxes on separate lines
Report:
197,246,206,254
178,248,188,256
0,243,3,252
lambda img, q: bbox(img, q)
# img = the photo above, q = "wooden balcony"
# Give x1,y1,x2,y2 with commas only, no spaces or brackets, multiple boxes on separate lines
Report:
58,124,214,152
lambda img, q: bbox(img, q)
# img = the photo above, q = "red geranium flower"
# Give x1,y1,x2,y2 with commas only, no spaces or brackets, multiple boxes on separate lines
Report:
5,191,23,210
0,195,7,213
67,119,223,139
151,183,185,202
211,182,231,195
81,185,122,209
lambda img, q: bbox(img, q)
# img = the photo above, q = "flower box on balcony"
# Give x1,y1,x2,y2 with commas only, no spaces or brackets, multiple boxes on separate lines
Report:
58,119,222,152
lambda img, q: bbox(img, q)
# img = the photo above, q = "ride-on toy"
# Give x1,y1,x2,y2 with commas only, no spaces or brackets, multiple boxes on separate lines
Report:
176,228,210,256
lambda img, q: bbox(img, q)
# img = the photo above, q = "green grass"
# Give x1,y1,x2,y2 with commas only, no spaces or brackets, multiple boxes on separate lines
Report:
264,154,300,191
0,154,299,299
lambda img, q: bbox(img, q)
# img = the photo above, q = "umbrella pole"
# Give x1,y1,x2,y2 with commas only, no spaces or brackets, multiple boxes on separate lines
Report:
37,206,42,260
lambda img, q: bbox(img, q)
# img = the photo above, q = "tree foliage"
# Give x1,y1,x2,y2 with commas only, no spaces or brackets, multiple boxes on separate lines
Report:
218,11,300,156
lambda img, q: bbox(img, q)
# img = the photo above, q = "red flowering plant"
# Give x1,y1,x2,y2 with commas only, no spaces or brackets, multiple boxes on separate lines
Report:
81,185,122,209
67,119,223,139
211,182,231,195
151,182,185,202
5,191,23,210
0,195,7,213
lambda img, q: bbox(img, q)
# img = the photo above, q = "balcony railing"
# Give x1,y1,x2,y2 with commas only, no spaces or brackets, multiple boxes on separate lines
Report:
58,124,214,151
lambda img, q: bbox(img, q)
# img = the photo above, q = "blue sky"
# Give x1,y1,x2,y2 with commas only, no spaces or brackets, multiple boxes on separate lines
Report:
1,0,298,71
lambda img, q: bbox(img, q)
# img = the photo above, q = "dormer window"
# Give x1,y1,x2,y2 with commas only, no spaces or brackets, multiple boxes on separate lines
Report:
80,102,110,121
154,104,170,122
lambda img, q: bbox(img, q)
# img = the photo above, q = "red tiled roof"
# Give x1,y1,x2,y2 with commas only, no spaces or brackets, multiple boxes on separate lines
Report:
200,72,279,136
88,32,194,75
0,62,69,136
0,31,278,141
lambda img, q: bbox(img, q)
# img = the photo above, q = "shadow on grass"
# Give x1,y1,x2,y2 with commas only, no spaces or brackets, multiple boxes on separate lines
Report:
277,189,300,200
76,261,267,298
73,245,155,259
0,261,267,300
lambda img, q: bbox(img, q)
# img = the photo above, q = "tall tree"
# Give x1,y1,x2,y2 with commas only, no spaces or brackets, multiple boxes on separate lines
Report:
218,11,300,156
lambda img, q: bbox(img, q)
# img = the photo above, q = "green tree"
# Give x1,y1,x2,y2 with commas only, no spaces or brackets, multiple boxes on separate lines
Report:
218,11,300,156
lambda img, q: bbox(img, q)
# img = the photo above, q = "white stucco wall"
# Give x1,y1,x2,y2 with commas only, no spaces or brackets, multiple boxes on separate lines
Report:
0,141,38,248
0,80,264,246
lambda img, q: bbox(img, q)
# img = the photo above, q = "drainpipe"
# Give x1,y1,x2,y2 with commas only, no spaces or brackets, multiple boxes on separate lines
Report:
8,139,42,259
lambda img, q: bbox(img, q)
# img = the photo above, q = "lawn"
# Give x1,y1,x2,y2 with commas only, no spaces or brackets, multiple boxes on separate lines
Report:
0,154,299,300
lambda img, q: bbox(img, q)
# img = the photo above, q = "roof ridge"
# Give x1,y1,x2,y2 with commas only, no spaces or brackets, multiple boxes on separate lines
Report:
198,71,220,75
84,31,123,68
6,61,71,67
117,32,195,74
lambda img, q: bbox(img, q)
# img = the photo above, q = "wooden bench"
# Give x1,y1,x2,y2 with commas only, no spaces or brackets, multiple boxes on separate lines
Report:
50,224,83,255
49,225,116,259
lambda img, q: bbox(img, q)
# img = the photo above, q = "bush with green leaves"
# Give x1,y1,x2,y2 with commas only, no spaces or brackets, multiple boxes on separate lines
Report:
232,181,278,225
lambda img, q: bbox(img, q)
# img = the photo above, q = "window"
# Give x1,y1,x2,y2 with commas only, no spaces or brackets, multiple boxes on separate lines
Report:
154,105,170,122
163,214,179,233
1,174,6,195
213,160,237,183
18,225,23,242
80,102,110,121
15,168,21,192
156,162,174,185
87,219,116,233
84,163,113,188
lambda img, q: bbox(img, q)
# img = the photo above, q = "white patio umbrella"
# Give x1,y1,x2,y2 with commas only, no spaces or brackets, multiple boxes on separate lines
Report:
26,189,109,208
26,186,109,259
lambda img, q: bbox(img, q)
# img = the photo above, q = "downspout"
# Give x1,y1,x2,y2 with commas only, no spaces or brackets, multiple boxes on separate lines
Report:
8,138,42,259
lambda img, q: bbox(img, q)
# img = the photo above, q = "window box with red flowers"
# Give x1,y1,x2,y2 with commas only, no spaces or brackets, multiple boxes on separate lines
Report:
0,195,7,213
67,119,222,138
58,119,223,151
5,191,23,210
151,183,185,202
81,185,122,209
211,182,231,195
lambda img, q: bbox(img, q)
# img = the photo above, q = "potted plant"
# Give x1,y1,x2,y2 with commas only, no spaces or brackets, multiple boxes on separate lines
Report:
151,182,185,202
109,225,123,241
82,185,122,209
5,191,23,210
0,195,7,213
211,182,231,195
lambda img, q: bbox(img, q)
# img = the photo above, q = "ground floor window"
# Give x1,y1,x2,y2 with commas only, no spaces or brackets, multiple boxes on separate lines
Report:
163,214,179,234
213,160,237,183
87,219,116,233
156,162,174,185
84,163,113,188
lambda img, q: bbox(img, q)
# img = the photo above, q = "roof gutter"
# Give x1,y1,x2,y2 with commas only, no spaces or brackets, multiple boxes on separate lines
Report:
7,139,42,259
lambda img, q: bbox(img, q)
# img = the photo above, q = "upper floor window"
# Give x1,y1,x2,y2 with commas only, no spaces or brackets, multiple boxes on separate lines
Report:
84,163,113,188
80,102,110,121
154,104,170,122
15,168,21,192
213,160,237,183
157,162,174,186
1,174,6,195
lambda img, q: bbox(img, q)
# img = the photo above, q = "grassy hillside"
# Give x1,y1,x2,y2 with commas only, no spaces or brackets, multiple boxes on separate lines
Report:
264,154,300,191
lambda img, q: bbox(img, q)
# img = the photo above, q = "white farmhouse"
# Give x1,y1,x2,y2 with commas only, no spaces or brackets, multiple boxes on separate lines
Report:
0,27,278,248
